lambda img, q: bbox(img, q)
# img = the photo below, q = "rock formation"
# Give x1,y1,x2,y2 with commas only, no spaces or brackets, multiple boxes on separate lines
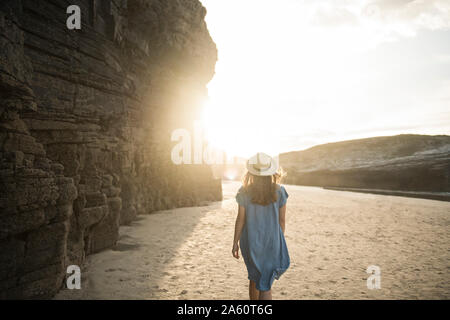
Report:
0,0,221,299
280,135,450,193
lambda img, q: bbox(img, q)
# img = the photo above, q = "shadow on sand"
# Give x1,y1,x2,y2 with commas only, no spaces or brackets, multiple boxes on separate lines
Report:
55,198,227,299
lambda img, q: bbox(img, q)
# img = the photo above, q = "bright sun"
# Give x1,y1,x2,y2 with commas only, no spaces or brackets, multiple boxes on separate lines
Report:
202,98,244,158
202,96,278,159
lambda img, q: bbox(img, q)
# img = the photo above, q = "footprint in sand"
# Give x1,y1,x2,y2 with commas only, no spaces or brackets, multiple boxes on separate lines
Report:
105,267,128,273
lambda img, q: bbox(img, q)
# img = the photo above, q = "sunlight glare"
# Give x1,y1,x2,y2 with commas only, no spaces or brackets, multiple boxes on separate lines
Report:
200,0,450,158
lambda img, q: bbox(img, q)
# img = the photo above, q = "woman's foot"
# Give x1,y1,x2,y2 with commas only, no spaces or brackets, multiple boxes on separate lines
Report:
259,290,272,300
249,280,259,300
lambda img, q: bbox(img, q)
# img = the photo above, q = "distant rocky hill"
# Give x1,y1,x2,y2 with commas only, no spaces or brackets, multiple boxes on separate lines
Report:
279,135,450,192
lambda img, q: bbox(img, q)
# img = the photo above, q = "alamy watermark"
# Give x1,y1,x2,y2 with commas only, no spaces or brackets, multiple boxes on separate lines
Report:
66,265,81,290
171,121,280,166
66,5,81,30
366,265,381,290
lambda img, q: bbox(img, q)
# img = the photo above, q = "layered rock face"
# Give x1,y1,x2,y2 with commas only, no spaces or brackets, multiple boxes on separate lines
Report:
280,135,450,192
0,0,221,298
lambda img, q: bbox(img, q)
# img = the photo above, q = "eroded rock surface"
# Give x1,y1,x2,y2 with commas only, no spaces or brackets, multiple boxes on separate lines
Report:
0,0,221,298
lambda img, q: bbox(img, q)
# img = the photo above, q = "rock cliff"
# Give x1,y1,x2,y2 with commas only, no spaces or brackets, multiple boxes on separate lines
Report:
280,135,450,193
0,0,221,298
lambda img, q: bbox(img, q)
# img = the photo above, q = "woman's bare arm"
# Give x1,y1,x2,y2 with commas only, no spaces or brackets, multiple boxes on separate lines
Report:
279,204,286,234
232,204,246,259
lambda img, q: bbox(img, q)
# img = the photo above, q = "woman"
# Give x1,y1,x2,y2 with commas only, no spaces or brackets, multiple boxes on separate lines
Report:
232,152,290,300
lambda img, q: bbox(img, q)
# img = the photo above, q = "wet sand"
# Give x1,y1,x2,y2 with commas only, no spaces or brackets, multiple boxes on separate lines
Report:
56,181,450,299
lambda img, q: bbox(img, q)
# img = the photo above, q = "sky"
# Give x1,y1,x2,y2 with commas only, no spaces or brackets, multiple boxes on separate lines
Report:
199,0,450,158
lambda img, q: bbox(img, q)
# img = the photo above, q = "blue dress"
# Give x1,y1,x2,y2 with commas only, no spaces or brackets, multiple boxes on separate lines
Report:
236,185,290,291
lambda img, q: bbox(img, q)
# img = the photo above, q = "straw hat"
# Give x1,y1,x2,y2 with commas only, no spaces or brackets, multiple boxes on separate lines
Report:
246,152,278,176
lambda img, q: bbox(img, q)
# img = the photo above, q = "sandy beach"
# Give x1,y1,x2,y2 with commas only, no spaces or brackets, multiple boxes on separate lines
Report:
56,181,450,299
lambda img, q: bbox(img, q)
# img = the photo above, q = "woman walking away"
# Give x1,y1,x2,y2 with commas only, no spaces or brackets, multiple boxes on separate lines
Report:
232,152,290,300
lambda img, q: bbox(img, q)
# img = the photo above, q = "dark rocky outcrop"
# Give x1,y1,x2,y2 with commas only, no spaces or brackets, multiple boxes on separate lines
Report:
280,135,450,193
0,0,221,299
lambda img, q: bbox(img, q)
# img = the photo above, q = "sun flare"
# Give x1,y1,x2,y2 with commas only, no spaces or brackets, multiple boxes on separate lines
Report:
202,96,282,159
200,0,450,158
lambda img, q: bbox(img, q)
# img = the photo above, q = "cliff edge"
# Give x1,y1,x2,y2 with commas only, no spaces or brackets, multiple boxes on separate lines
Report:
0,0,221,298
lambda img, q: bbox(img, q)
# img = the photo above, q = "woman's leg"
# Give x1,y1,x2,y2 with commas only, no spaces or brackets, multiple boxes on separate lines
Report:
249,280,259,300
259,289,272,300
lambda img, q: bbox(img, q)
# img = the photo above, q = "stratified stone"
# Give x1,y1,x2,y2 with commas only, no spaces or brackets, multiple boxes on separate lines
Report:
0,0,221,299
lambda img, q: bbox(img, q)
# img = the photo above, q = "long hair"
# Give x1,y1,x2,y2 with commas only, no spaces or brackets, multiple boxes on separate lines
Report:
242,169,285,206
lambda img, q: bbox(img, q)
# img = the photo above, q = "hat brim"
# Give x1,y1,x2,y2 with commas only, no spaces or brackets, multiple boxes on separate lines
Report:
246,160,278,176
